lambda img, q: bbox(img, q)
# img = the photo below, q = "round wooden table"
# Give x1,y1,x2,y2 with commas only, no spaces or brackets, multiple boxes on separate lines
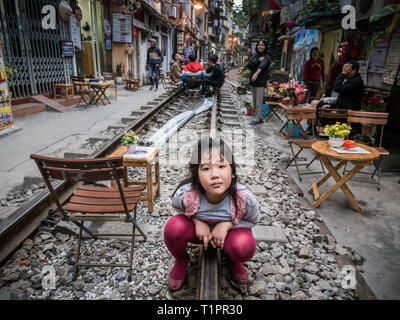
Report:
309,140,380,212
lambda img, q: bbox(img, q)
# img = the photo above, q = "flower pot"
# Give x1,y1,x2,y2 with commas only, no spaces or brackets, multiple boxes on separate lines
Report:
328,137,344,148
128,144,137,153
115,76,123,85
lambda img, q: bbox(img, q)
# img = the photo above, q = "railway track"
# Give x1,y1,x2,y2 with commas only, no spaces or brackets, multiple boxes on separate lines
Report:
0,86,236,300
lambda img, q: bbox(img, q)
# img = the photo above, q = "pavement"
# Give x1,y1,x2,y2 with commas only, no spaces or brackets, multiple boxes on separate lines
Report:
0,85,168,220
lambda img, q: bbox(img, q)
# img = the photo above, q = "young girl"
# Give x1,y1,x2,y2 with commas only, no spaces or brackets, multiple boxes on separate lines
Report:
164,137,260,291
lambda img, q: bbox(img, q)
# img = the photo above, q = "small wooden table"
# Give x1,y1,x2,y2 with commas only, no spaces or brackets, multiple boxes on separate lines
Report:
309,141,380,212
53,83,74,100
89,82,111,105
110,146,161,213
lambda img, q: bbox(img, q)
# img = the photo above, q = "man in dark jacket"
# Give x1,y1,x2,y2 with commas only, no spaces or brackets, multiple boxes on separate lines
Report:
331,61,364,110
146,38,163,91
200,55,224,97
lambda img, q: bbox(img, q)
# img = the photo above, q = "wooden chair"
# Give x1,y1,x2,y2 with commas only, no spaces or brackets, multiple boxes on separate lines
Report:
123,70,139,91
316,108,348,135
30,154,147,281
103,72,118,101
285,106,325,181
343,110,389,191
185,75,203,96
53,83,74,100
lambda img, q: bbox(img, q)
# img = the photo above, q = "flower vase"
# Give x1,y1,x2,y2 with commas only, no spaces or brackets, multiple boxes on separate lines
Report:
328,137,344,148
129,144,137,153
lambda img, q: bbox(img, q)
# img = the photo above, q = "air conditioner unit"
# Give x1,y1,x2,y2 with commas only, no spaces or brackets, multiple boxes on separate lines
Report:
168,5,177,19
355,0,386,22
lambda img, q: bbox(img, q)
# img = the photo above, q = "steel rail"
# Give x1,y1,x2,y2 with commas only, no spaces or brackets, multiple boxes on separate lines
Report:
0,89,182,263
197,92,220,300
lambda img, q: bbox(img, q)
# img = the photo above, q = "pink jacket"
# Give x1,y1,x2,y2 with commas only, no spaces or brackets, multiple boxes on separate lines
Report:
183,189,247,225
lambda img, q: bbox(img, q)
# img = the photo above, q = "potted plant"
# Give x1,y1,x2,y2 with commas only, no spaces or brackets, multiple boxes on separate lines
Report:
121,130,140,153
115,63,123,85
96,75,104,83
324,122,352,148
242,98,254,115
362,95,388,112
353,133,375,146
238,68,251,94
278,79,305,106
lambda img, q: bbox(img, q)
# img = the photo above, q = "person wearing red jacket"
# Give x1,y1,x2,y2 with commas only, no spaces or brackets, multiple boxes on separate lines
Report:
303,47,326,103
182,54,204,95
183,55,204,73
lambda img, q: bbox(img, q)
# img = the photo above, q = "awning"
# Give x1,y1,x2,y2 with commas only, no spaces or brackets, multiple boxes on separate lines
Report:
295,9,341,26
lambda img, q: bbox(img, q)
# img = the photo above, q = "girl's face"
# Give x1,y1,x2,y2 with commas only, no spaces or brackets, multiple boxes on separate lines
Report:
257,41,266,53
198,151,233,204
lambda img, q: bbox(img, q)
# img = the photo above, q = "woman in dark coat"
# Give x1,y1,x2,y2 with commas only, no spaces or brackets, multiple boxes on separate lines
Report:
247,40,271,125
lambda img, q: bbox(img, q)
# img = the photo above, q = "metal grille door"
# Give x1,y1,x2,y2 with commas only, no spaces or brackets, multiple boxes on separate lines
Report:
0,0,73,99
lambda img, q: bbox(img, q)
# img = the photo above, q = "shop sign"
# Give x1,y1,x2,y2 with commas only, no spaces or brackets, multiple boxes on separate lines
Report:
70,14,82,50
60,41,74,58
112,13,133,43
104,19,112,37
177,32,184,45
105,38,112,51
0,45,14,131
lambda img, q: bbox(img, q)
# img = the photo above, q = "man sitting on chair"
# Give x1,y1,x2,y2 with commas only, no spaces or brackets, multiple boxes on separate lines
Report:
170,52,184,84
181,54,204,95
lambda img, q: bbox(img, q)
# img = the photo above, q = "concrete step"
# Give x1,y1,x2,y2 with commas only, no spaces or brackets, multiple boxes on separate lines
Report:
11,103,46,118
121,117,137,124
31,95,70,113
107,124,128,130
219,108,236,115
63,151,90,158
131,110,147,116
88,136,111,144
252,226,288,244
141,105,153,110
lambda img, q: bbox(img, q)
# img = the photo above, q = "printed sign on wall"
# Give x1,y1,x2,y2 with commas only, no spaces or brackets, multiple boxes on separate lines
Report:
0,45,14,130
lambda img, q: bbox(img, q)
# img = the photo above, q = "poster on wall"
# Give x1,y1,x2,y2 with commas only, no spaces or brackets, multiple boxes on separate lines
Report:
112,12,133,43
0,45,14,131
368,36,389,74
70,14,82,51
290,28,320,82
383,31,400,85
60,41,74,58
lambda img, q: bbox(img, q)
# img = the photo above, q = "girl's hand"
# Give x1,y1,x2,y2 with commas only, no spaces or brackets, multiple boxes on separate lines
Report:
192,217,212,249
210,221,234,250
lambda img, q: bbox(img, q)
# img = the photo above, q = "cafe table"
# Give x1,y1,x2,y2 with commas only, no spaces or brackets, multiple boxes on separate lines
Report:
309,141,380,212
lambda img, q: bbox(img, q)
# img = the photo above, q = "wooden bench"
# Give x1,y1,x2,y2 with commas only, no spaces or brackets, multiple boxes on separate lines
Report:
123,70,139,91
53,83,74,100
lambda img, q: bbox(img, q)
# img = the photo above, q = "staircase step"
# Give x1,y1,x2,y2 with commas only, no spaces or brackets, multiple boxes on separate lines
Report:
31,95,70,113
11,103,46,118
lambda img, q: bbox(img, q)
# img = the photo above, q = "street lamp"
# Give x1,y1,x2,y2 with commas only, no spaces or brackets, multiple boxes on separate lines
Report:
194,0,203,10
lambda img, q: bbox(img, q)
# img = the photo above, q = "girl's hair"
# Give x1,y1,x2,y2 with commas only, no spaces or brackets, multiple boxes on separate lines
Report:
309,47,320,59
255,39,267,54
172,137,245,219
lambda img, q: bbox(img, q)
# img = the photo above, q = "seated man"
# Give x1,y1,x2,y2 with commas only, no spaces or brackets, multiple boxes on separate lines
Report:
170,52,184,84
182,54,204,94
200,55,225,98
324,61,364,110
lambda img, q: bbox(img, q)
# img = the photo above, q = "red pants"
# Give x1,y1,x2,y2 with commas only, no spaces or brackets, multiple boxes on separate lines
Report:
164,214,256,279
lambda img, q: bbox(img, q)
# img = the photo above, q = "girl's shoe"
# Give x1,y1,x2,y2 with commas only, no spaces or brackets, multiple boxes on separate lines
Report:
228,260,248,284
168,274,185,291
249,119,263,125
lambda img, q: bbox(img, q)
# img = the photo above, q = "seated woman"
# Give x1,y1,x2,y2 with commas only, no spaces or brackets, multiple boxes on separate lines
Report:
181,54,204,94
